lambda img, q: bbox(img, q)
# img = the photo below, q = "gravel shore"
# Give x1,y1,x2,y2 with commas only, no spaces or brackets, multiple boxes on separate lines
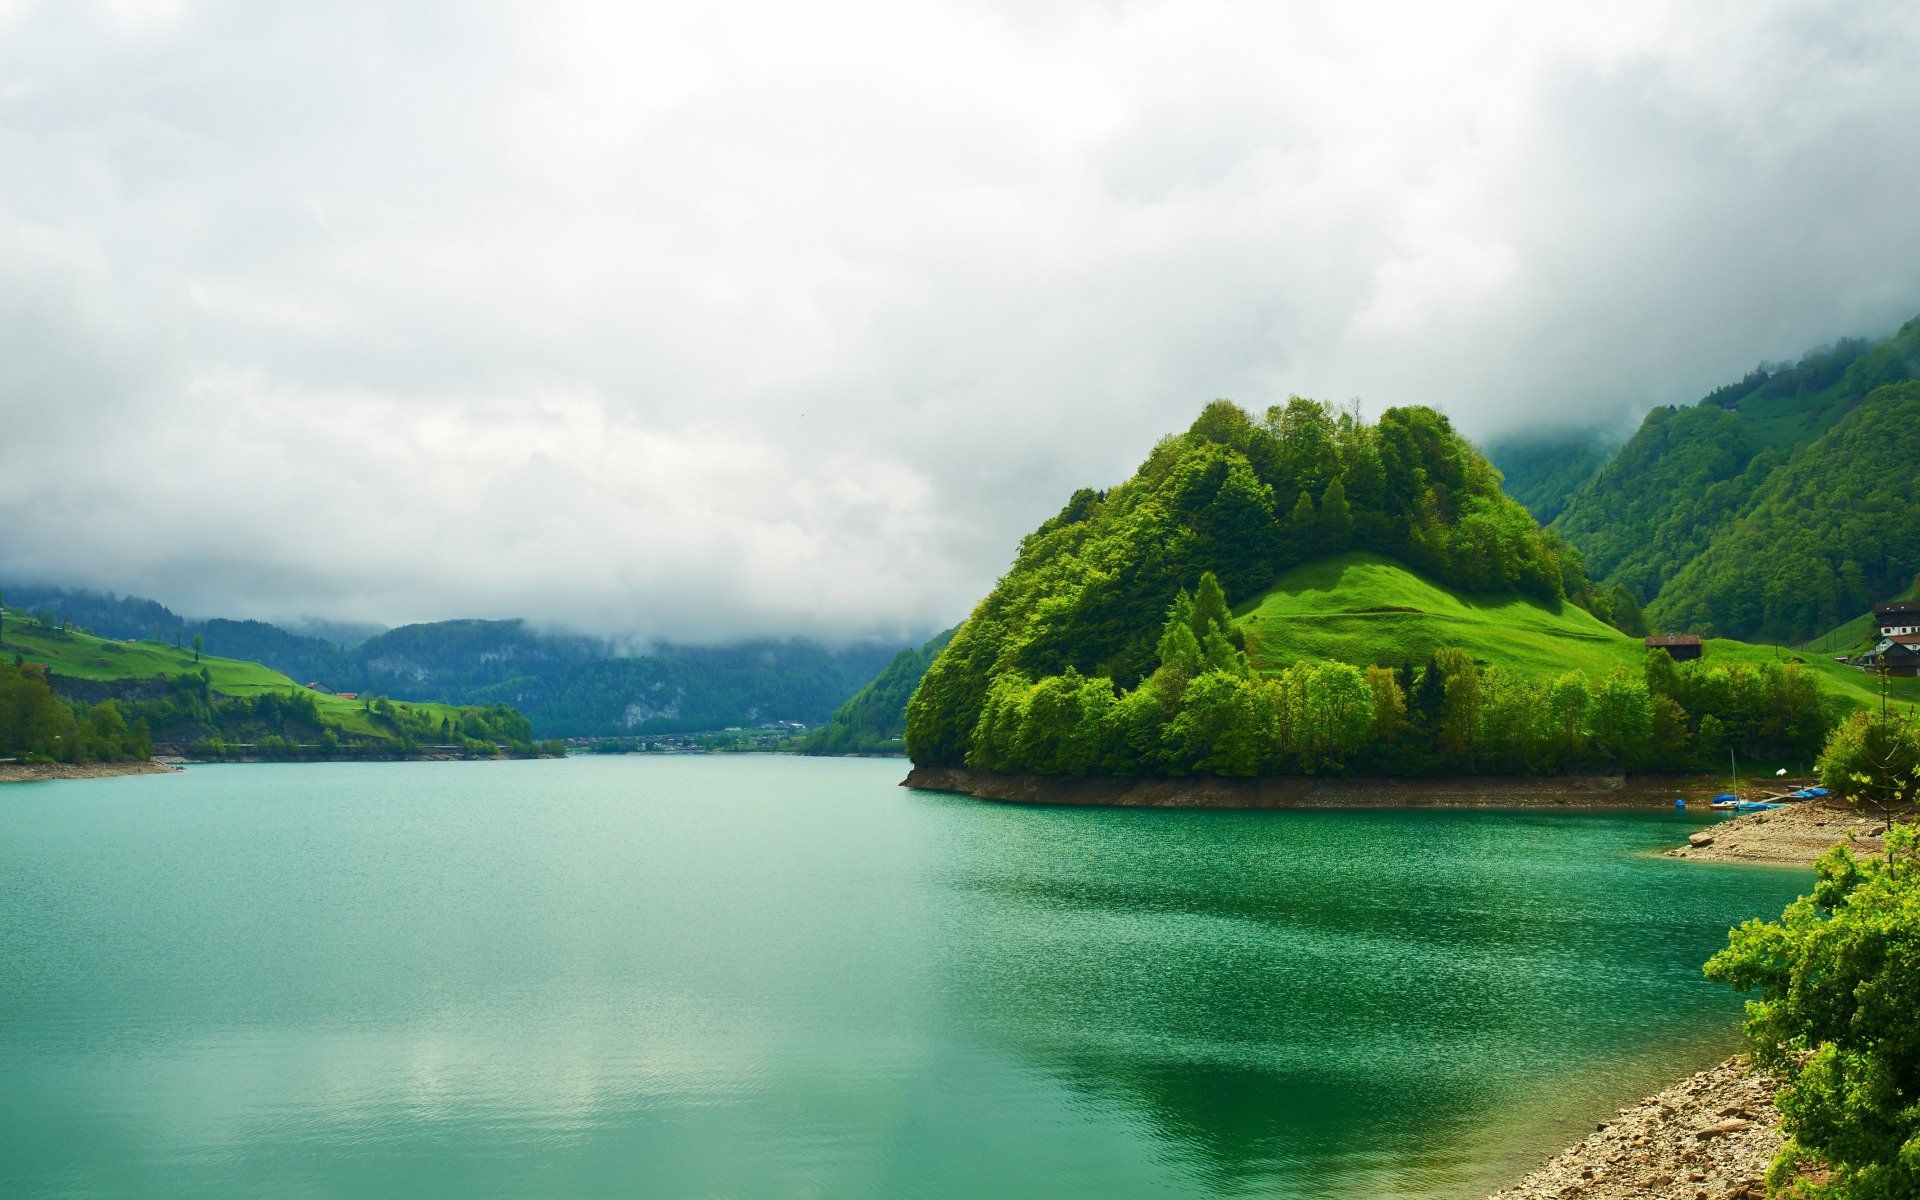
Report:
0,759,181,784
1666,798,1892,865
1489,1057,1781,1200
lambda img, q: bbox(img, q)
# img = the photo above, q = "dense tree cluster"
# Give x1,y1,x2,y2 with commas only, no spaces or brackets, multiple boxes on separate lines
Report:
929,568,1832,779
0,659,152,762
909,400,1602,769
1552,317,1920,644
1648,383,1920,644
1816,704,1920,818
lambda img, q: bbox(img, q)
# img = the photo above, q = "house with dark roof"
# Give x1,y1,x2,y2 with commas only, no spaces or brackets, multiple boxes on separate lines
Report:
1854,634,1920,677
1645,634,1703,661
1875,601,1920,638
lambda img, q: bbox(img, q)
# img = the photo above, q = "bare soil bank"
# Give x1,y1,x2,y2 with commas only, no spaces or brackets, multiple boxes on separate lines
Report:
902,765,1707,809
0,759,181,784
1669,799,1902,866
1490,1057,1781,1200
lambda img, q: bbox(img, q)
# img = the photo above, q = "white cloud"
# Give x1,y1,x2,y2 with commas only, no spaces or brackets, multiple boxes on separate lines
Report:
3,0,1919,638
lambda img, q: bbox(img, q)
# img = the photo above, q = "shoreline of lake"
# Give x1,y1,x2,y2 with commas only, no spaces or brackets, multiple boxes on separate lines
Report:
0,758,182,784
1488,1056,1781,1200
902,764,1712,809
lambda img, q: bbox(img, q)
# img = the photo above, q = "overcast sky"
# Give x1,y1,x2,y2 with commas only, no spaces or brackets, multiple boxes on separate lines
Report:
4,0,1919,642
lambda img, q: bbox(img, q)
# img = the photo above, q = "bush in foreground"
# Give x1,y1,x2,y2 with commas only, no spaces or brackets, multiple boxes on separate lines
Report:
1706,826,1920,1199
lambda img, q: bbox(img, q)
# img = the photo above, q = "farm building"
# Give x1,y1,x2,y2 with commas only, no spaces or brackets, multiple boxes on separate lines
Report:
1875,601,1920,637
1645,634,1703,661
1853,635,1920,677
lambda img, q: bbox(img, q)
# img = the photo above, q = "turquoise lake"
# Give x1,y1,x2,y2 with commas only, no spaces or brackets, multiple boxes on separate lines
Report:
0,756,1808,1199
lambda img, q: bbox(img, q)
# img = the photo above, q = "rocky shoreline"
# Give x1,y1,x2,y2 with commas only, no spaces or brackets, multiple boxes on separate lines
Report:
1488,1057,1781,1200
1668,798,1896,865
0,758,182,784
902,765,1707,809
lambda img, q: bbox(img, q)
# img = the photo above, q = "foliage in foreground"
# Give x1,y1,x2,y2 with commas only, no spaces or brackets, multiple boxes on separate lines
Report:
1706,824,1920,1200
1817,706,1920,817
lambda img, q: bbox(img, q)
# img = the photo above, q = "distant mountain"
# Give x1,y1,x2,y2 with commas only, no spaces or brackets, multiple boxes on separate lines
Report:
0,584,910,737
1484,429,1622,523
1551,317,1920,643
343,620,903,737
798,626,956,755
0,606,546,760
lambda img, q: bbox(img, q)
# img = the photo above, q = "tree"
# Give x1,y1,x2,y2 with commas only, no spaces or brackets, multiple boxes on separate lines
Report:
1364,665,1406,744
1588,668,1652,765
191,633,204,663
1816,707,1920,820
1546,671,1591,765
1706,826,1920,1199
1605,583,1649,637
1434,648,1480,768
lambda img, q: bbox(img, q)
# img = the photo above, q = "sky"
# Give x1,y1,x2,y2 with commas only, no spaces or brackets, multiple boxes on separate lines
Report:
4,0,1920,643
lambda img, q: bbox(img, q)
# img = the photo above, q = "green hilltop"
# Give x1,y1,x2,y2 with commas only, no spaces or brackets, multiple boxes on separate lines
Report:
904,399,1913,781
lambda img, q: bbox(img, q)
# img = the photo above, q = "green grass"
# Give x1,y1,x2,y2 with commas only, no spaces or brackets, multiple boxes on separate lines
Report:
1235,552,1920,711
0,611,466,739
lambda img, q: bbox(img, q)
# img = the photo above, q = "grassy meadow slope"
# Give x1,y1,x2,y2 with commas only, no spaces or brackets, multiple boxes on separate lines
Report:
1235,552,1918,711
3,615,470,740
1238,553,1632,677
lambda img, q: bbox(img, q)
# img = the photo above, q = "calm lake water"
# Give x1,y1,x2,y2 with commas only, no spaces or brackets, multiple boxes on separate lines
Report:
1,756,1806,1199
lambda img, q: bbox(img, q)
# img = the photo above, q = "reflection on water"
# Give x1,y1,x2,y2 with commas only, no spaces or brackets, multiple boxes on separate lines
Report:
0,758,1804,1199
928,802,1806,1197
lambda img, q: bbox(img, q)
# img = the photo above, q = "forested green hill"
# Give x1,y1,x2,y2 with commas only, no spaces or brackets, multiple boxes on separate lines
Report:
903,400,1914,781
908,399,1615,775
799,627,956,755
1551,318,1920,641
1645,382,1920,641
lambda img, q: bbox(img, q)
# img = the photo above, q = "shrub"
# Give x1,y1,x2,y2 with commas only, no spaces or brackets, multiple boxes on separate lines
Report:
1706,826,1920,1199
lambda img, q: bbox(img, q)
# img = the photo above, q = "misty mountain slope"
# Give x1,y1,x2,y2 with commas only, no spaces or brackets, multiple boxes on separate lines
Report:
1553,318,1920,607
297,621,907,737
2,585,913,737
1484,431,1621,523
1644,382,1920,643
799,627,957,755
0,585,366,684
